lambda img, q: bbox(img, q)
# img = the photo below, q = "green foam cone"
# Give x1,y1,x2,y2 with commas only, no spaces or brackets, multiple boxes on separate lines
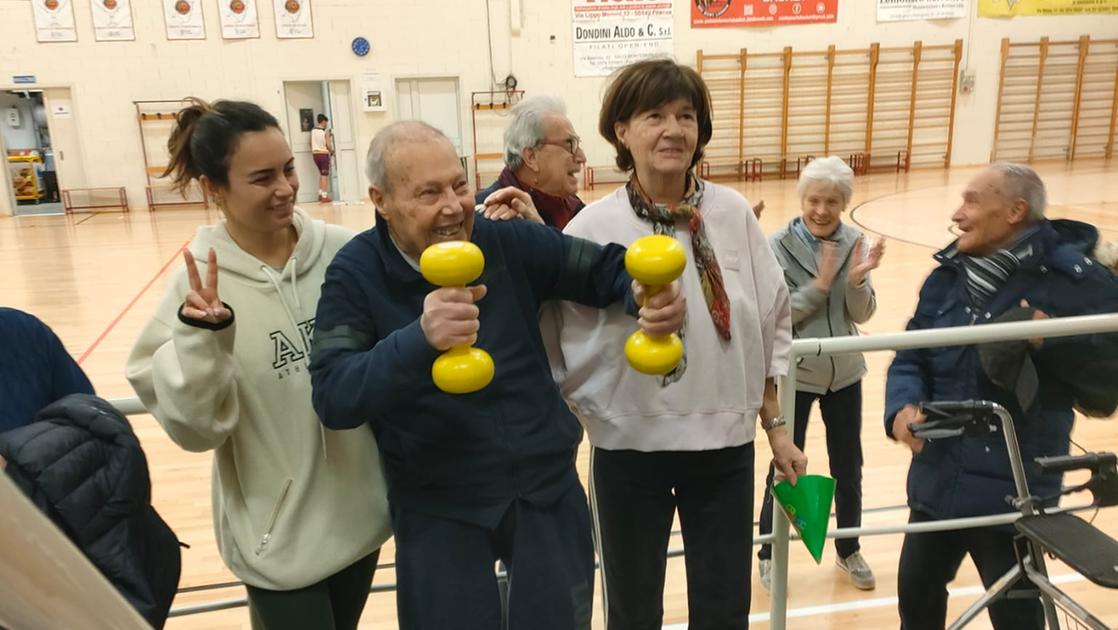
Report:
772,474,836,565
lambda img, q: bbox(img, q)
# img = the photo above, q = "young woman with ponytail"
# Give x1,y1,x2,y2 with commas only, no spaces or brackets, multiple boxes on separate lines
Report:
126,98,390,630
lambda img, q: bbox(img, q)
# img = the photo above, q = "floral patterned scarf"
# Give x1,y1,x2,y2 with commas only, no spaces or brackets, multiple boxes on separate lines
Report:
626,173,732,384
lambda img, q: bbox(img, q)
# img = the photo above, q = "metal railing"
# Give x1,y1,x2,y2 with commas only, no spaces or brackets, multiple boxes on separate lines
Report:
104,312,1118,625
768,313,1118,630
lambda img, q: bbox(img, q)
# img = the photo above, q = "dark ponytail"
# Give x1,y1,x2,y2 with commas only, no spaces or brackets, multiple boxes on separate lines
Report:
163,97,281,195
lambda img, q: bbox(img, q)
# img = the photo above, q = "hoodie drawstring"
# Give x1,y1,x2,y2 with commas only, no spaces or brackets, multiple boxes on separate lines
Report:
287,257,301,312
260,260,303,348
260,259,329,461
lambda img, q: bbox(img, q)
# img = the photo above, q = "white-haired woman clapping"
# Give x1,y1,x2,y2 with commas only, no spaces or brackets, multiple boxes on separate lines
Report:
758,155,885,592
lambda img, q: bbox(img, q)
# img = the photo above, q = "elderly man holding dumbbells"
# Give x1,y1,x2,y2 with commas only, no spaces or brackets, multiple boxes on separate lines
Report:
308,120,685,630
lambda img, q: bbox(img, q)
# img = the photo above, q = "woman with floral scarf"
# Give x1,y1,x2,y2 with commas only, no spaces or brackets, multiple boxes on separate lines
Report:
543,58,807,628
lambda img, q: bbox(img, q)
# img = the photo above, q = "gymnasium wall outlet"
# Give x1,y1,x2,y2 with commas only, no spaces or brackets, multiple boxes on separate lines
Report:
960,70,976,96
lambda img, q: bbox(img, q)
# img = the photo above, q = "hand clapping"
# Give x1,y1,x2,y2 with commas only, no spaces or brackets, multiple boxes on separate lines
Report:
848,236,885,287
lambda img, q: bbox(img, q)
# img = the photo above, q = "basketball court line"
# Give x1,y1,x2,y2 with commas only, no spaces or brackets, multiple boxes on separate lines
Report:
848,185,953,251
661,573,1087,628
76,240,189,364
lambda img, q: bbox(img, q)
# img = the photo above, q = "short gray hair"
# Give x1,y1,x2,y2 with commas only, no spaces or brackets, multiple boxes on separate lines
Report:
365,120,449,191
990,161,1046,221
797,156,855,205
503,96,567,171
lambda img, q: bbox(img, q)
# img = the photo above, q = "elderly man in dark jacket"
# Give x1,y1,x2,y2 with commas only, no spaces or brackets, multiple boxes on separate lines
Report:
0,394,181,628
311,121,684,630
885,162,1118,630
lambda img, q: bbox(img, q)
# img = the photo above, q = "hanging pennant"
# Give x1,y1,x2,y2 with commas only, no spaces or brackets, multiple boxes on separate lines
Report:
91,0,135,42
32,0,78,43
572,0,673,78
692,0,838,27
877,0,966,22
163,0,206,41
274,0,314,39
219,0,260,39
979,0,1118,15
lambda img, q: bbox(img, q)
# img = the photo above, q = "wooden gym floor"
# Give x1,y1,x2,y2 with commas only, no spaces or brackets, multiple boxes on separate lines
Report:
1,159,1115,629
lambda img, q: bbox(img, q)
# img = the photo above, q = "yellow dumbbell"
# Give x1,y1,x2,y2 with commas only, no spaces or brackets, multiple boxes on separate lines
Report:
419,241,495,394
624,234,686,375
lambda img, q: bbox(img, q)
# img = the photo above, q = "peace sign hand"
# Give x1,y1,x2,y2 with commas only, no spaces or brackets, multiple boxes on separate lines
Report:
181,248,232,325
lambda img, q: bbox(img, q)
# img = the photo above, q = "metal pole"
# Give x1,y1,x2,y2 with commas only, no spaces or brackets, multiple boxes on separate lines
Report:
1025,565,1111,630
168,580,402,617
793,313,1118,358
113,315,1118,421
993,407,1032,513
107,396,147,416
994,404,1062,629
768,363,799,630
804,503,1092,540
947,563,1022,630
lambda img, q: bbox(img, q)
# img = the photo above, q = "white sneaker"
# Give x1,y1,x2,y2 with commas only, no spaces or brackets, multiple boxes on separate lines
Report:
836,551,876,590
758,559,772,592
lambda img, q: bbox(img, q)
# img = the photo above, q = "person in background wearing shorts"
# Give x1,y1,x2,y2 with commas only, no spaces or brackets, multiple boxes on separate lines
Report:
312,114,333,203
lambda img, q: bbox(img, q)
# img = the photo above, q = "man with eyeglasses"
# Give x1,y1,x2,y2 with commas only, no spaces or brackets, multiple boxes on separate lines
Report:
476,95,587,229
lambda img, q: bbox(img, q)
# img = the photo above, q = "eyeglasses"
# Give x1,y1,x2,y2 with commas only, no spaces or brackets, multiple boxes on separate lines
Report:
537,135,581,156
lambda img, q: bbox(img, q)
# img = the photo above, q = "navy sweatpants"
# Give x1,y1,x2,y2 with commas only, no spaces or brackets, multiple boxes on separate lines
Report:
392,483,594,630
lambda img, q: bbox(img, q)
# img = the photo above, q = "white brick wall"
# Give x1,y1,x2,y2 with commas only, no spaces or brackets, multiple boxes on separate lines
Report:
0,0,1115,214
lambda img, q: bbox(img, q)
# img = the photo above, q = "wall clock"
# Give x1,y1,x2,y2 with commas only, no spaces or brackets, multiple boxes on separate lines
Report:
351,36,370,57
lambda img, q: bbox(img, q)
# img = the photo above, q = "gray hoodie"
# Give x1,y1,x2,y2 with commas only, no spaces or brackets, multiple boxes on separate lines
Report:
770,219,876,394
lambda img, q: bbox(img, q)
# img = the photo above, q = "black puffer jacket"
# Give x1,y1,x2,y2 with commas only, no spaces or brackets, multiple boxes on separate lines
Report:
0,394,181,628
